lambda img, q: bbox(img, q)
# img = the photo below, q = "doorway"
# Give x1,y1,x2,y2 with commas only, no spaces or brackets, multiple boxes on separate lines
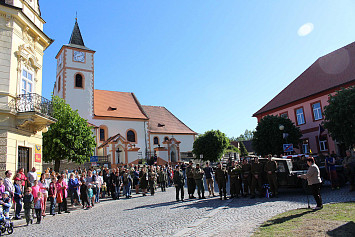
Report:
18,146,30,174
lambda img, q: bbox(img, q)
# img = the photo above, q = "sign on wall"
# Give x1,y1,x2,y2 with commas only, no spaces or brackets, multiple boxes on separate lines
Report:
35,144,42,163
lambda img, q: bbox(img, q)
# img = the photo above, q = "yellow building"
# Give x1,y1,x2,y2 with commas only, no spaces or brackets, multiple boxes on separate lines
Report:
0,0,54,175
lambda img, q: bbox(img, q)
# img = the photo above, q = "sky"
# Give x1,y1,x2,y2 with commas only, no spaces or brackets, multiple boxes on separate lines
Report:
40,0,355,138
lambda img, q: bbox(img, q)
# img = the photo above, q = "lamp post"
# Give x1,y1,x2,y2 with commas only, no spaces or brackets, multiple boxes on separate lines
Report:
279,124,289,155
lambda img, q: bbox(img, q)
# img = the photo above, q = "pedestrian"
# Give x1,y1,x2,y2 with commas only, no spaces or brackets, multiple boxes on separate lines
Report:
158,166,168,192
23,187,34,225
264,155,278,198
80,178,89,208
139,167,148,196
215,163,228,200
16,168,27,190
101,182,107,198
242,159,251,197
87,183,93,208
122,169,132,199
342,150,355,191
96,171,103,203
133,166,140,194
148,167,157,196
325,153,339,190
48,177,57,216
250,157,263,199
204,162,215,197
186,161,196,199
0,178,5,199
229,161,243,198
193,164,206,199
298,157,323,210
173,166,185,201
38,173,49,216
68,173,80,206
4,170,14,198
56,175,70,214
0,191,12,218
34,192,44,224
14,179,23,220
27,167,38,187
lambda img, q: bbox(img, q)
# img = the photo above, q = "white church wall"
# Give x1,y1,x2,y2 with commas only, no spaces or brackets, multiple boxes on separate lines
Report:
149,134,195,152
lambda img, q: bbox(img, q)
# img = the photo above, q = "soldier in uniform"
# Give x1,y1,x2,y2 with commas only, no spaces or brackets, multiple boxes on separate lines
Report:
250,157,263,199
186,161,196,199
148,167,157,196
215,163,228,200
229,161,243,198
264,154,278,197
193,164,206,199
242,158,251,197
157,166,168,192
173,165,185,201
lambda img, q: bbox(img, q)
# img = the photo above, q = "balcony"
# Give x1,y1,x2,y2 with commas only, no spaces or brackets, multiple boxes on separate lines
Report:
8,93,56,134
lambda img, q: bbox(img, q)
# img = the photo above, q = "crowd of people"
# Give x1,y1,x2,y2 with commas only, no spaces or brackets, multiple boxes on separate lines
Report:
0,149,353,226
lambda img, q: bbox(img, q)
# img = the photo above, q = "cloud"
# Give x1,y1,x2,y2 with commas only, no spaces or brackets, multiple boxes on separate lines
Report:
297,23,314,37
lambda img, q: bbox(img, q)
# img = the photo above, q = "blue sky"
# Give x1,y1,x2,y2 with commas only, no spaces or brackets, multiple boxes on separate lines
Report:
40,0,355,137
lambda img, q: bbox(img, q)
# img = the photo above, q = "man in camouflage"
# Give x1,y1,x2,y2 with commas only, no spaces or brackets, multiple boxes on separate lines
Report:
173,165,185,201
242,158,251,197
193,164,206,199
264,154,278,197
186,161,196,199
215,163,228,200
229,161,243,198
250,157,263,199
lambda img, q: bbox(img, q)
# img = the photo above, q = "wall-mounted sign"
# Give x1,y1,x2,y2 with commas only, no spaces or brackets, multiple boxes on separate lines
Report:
35,144,42,163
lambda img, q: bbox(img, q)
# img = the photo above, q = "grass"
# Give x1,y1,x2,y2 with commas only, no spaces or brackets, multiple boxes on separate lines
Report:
253,202,355,237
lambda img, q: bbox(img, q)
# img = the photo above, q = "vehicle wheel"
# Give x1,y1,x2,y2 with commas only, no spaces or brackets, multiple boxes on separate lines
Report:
7,226,13,235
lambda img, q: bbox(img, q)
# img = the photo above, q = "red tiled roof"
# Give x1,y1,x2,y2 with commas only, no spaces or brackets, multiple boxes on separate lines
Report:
142,105,196,134
253,41,355,116
94,90,148,120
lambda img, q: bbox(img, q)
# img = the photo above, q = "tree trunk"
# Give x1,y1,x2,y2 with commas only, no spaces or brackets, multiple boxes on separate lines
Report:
54,159,61,172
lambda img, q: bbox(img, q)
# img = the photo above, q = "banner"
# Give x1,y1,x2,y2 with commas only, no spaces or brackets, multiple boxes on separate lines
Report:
35,144,42,163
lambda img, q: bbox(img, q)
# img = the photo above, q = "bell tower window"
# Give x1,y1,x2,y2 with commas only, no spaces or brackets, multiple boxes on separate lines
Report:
75,73,84,88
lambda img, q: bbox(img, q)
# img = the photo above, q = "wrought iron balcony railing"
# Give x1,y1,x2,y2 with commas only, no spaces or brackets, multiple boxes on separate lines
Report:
8,93,54,118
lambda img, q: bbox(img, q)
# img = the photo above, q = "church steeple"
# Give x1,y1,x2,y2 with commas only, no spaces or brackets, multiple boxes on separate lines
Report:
69,19,85,46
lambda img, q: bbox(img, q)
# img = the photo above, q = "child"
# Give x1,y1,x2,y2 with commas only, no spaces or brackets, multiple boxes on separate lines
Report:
80,179,89,208
14,179,23,219
101,182,107,198
0,178,5,199
34,192,44,224
23,187,34,225
0,192,12,218
87,183,93,208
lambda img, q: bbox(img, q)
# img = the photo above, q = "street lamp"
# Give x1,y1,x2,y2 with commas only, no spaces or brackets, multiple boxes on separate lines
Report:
279,124,284,131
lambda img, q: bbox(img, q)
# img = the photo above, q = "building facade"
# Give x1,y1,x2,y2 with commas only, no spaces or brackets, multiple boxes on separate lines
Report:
53,20,196,167
253,42,355,156
0,0,54,175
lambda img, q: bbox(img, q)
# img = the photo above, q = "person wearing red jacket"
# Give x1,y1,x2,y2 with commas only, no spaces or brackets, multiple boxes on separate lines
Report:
48,177,57,216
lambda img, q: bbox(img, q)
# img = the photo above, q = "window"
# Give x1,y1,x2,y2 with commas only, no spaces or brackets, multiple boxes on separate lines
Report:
58,77,61,92
21,68,33,94
319,136,328,151
75,74,83,88
164,137,169,142
295,107,305,125
127,130,136,142
280,112,288,119
153,137,159,145
302,139,309,154
100,128,105,141
312,102,323,121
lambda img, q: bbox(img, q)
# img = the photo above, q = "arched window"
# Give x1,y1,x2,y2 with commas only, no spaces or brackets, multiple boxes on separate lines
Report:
75,74,83,88
127,130,136,142
164,137,169,142
58,77,61,92
100,128,105,141
153,137,159,145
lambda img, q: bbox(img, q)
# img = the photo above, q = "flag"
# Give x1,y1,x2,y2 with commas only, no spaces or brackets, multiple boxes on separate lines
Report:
318,124,325,137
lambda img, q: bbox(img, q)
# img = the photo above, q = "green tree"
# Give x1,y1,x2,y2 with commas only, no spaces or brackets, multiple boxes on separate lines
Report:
193,130,229,162
235,129,255,141
252,115,302,156
323,86,355,149
239,141,249,157
226,144,240,154
43,96,96,172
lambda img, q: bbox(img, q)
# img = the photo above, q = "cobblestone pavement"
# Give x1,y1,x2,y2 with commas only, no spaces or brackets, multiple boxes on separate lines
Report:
13,184,354,237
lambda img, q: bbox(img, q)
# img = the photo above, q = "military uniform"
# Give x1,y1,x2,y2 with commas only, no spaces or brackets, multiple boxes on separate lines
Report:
186,165,196,198
264,159,278,197
193,167,205,199
229,164,243,198
250,161,263,198
215,167,228,200
158,170,168,192
173,170,185,201
242,162,251,196
148,171,157,196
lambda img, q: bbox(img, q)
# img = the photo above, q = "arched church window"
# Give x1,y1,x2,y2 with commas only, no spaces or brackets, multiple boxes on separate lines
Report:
100,128,105,141
127,130,136,142
75,74,83,88
164,137,169,142
153,137,159,145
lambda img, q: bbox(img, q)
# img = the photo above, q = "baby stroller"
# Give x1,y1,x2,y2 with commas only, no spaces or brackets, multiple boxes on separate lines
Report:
0,206,13,235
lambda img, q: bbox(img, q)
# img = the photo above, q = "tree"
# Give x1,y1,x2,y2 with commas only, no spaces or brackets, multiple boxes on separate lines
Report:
239,141,249,157
323,86,355,149
193,130,229,162
252,115,302,156
43,96,96,172
234,129,255,141
226,144,240,154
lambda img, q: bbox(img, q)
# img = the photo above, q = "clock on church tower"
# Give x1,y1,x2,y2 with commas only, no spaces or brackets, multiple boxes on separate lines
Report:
53,19,96,120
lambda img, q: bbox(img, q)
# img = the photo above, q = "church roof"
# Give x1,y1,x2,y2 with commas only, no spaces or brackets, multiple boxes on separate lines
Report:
93,90,148,120
253,41,355,117
142,105,196,135
66,19,94,51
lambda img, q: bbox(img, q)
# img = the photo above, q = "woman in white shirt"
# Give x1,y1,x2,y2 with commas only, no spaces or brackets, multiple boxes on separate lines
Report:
38,173,49,216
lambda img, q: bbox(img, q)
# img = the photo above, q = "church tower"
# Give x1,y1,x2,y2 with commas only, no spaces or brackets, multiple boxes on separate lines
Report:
53,19,95,120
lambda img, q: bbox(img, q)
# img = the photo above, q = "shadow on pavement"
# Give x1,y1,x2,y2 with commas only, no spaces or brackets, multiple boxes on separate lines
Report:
260,208,313,227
